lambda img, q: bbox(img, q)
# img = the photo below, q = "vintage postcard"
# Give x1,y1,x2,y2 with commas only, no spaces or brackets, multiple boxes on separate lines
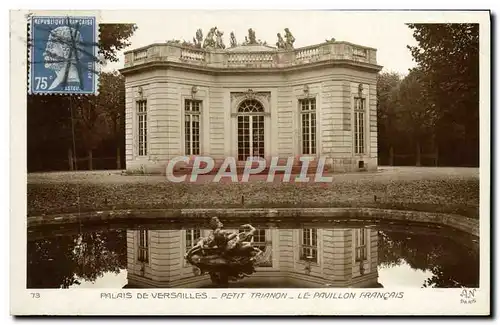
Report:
10,9,490,316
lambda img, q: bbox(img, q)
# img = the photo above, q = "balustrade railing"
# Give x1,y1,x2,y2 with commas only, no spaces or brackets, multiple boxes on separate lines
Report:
124,42,376,69
227,52,274,64
180,48,206,62
295,47,320,62
134,49,148,61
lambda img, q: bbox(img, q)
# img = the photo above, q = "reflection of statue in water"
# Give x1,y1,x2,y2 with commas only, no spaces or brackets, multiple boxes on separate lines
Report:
185,217,263,286
43,26,84,90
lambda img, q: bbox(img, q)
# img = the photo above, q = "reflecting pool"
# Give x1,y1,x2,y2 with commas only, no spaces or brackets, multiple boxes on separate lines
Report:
27,218,479,289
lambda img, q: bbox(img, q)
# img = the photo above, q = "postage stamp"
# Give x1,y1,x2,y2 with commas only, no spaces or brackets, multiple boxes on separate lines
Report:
9,8,491,317
29,16,98,95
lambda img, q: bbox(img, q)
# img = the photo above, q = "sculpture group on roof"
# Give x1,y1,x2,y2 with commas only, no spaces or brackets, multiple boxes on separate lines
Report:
166,27,310,51
202,26,226,49
276,28,295,50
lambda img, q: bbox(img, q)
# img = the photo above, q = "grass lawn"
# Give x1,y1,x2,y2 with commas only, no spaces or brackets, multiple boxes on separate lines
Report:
26,166,480,218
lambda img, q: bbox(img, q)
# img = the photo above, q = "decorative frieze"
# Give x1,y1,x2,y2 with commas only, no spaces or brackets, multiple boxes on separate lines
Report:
230,90,271,106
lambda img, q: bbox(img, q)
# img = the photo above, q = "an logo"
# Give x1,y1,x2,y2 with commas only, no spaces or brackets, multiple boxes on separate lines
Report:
460,288,477,304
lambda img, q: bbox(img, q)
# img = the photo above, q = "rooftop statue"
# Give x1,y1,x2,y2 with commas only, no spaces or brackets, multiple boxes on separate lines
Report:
276,33,286,49
202,27,225,49
284,28,295,49
215,29,225,49
247,28,257,45
230,31,237,48
202,27,217,49
193,28,203,48
184,217,263,286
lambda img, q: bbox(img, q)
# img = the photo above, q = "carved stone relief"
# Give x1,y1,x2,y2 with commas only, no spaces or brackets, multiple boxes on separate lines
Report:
230,89,271,107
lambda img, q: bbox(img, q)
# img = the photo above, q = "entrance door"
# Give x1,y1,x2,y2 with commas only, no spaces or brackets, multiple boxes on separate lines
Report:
237,99,265,161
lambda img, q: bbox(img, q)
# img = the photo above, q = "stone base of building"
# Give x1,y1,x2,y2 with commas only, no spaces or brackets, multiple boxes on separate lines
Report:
125,157,378,175
327,157,378,173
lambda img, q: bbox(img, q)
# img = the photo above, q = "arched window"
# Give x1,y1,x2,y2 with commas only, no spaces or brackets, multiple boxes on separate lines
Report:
238,99,264,113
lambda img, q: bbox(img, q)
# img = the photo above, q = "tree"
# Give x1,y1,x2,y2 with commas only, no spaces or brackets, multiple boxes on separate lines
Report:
27,236,79,288
27,230,127,289
73,231,127,281
376,71,401,165
378,230,479,288
97,72,126,169
407,23,479,166
72,94,110,170
27,96,75,171
396,69,438,166
98,24,138,62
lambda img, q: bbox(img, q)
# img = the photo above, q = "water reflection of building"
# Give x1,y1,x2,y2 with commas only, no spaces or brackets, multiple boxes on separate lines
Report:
126,227,378,288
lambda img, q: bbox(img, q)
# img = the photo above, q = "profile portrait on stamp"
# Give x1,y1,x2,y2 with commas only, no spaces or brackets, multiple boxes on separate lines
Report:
29,16,98,95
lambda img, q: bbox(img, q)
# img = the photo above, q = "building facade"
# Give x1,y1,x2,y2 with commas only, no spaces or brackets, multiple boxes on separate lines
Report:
125,226,379,288
120,41,382,174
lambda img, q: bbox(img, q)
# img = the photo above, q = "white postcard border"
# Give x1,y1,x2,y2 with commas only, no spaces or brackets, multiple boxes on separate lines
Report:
9,9,491,316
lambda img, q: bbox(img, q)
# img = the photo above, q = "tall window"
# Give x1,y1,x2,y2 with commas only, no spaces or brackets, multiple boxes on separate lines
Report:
300,228,318,263
300,98,316,155
185,99,201,155
354,97,366,154
354,228,367,262
185,229,201,251
137,100,147,156
138,230,149,263
237,99,265,161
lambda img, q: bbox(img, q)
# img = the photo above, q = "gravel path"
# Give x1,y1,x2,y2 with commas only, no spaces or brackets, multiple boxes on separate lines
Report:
27,166,479,218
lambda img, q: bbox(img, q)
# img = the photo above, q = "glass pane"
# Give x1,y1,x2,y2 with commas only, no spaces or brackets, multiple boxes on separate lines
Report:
238,99,264,113
238,115,250,160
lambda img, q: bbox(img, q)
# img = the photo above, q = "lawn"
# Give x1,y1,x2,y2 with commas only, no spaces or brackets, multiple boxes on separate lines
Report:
27,166,480,218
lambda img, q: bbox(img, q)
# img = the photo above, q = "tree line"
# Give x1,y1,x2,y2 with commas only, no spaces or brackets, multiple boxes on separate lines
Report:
377,23,479,167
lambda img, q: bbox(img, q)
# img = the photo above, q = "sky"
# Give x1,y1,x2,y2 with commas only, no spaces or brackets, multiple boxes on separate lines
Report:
67,260,434,289
101,10,419,75
378,260,434,288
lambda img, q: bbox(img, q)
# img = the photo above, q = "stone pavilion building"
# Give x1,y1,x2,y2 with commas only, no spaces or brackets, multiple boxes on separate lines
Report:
120,37,382,174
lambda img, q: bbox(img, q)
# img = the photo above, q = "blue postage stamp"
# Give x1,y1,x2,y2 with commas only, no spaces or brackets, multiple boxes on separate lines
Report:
29,16,98,95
